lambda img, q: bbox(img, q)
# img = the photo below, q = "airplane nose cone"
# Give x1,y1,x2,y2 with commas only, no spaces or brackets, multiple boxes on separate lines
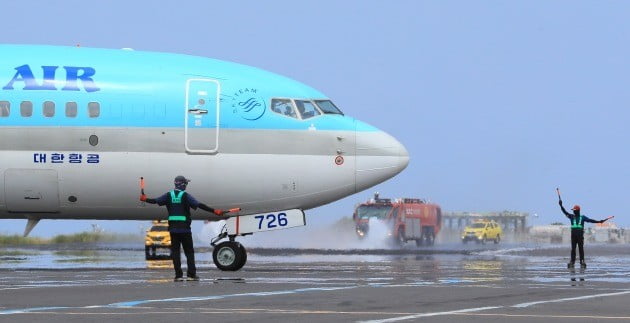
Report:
355,129,409,192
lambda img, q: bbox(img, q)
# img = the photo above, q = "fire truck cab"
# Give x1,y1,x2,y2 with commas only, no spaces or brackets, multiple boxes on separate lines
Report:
353,193,442,246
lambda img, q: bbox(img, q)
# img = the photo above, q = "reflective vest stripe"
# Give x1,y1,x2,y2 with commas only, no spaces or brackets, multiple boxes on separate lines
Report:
571,215,583,229
169,190,185,204
168,191,187,221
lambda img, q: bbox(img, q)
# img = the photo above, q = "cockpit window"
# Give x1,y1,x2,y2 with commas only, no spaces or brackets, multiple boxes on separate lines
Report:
314,100,343,115
294,100,321,119
271,99,298,119
270,98,340,120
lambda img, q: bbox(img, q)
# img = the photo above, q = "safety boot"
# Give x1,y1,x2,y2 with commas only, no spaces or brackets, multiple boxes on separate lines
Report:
567,261,575,268
174,276,184,282
580,260,587,268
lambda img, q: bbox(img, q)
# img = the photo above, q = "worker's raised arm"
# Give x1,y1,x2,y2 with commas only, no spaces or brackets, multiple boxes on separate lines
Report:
198,203,224,215
140,194,158,204
582,215,601,224
140,192,168,205
584,215,613,224
559,200,571,217
184,193,224,216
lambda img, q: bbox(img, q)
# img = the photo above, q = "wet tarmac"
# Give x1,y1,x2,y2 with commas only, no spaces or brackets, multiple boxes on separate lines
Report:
0,243,629,322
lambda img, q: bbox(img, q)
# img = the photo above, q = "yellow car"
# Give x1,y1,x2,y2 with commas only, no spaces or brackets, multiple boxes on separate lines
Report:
461,220,502,244
145,220,171,259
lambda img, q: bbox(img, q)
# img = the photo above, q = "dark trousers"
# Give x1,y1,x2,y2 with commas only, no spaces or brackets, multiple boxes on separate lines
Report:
570,229,585,263
170,232,196,277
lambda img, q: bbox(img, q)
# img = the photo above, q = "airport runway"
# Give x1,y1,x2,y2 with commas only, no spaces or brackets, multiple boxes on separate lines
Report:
1,244,629,322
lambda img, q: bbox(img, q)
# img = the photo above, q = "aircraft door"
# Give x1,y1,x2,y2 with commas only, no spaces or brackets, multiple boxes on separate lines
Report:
5,169,60,213
185,78,221,154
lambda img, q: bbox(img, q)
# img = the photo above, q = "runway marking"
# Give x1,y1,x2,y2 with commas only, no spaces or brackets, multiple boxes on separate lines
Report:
2,281,629,319
0,309,421,316
0,286,41,291
1,285,360,315
7,308,630,320
357,306,502,323
359,289,630,322
455,312,630,320
106,285,358,307
512,290,630,308
0,307,70,315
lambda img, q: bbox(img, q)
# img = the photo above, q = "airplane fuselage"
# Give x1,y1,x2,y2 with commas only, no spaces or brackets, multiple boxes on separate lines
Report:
0,45,408,223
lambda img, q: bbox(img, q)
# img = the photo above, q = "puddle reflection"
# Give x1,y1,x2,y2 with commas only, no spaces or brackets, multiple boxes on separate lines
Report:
147,259,173,269
569,267,586,286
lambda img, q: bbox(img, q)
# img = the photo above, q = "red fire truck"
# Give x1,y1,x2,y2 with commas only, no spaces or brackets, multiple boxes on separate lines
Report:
353,193,442,246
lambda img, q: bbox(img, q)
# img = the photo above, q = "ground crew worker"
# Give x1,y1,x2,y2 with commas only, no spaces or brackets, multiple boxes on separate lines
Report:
140,175,224,281
559,200,610,268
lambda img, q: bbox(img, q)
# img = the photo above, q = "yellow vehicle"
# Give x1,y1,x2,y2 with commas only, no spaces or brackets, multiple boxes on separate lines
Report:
145,220,171,260
461,220,502,244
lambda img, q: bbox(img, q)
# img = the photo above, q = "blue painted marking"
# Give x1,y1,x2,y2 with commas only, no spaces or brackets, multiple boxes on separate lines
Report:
106,286,357,308
0,280,471,315
439,279,473,284
32,153,99,164
0,306,70,315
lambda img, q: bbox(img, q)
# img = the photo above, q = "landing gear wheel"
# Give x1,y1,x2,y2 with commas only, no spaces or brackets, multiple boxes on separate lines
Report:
481,235,487,245
213,241,247,271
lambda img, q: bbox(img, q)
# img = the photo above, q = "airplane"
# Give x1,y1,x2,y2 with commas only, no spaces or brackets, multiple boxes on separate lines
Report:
0,44,409,270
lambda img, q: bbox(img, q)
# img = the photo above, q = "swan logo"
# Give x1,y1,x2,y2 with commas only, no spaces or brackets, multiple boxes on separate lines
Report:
231,88,266,120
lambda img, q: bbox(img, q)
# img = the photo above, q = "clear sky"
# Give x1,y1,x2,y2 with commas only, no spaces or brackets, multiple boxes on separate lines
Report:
1,0,629,237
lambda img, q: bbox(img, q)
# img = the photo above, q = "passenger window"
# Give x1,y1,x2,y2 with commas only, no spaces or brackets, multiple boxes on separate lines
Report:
20,101,33,117
271,99,298,119
0,101,9,117
66,102,78,117
294,100,321,119
43,101,55,117
88,102,100,118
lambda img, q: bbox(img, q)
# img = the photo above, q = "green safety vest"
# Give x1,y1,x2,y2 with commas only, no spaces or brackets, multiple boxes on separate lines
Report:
571,215,583,229
168,190,187,222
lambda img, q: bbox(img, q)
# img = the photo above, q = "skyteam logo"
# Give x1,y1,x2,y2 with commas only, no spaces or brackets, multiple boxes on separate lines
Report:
230,88,266,120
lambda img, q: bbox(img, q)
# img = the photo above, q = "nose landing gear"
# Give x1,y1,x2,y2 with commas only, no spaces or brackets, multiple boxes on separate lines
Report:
211,231,247,271
209,208,305,271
